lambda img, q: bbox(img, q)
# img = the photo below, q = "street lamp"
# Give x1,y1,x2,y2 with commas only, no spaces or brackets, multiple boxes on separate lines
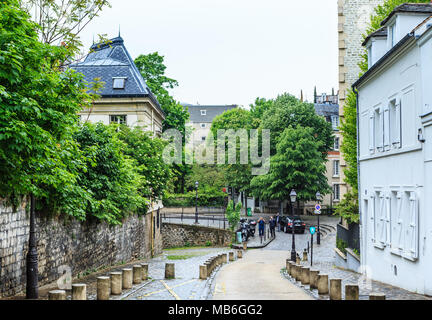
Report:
195,181,199,224
316,191,321,245
290,189,297,262
26,194,38,299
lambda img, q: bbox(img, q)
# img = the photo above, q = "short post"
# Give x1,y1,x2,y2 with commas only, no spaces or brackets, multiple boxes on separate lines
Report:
291,264,297,279
97,276,110,300
296,255,301,265
330,278,342,300
317,274,329,295
345,284,359,300
48,290,66,300
133,265,143,284
72,284,86,300
122,268,133,289
286,260,291,274
141,263,149,280
369,293,386,300
223,253,228,263
165,263,175,279
200,265,208,280
309,269,319,290
110,272,122,295
301,267,310,285
302,249,308,262
237,250,243,259
294,265,302,281
229,252,234,262
243,242,247,251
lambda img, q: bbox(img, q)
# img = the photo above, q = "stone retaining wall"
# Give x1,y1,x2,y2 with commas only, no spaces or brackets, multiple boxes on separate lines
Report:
161,223,232,249
0,200,162,298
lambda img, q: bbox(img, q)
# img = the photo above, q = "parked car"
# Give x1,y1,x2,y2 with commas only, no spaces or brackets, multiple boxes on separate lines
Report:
285,216,306,234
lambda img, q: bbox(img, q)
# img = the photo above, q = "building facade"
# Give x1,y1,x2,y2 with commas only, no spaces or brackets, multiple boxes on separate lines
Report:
315,94,342,208
184,104,237,147
71,36,165,136
354,3,432,295
338,0,384,206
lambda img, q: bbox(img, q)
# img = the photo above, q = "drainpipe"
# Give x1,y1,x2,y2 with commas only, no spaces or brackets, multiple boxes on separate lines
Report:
353,86,365,273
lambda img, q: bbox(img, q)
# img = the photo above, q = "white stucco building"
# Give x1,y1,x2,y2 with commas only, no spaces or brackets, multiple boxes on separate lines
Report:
354,3,432,295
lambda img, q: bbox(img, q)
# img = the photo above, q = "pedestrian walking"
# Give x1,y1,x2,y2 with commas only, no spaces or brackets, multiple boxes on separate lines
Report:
258,217,265,243
276,213,281,232
269,216,276,238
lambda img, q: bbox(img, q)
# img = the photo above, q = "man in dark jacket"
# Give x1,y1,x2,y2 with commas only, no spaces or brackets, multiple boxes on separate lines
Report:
269,216,276,238
276,213,281,232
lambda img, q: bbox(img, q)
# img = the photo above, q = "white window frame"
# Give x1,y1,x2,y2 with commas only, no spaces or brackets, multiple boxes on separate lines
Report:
333,184,340,201
331,116,340,130
113,77,127,89
200,110,207,116
110,115,127,125
333,160,340,177
334,137,340,151
200,123,207,128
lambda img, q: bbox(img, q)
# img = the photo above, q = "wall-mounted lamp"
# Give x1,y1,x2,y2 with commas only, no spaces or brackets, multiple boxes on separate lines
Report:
418,128,426,143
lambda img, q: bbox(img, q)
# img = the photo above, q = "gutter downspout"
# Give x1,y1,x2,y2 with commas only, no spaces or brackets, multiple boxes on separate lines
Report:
353,85,365,275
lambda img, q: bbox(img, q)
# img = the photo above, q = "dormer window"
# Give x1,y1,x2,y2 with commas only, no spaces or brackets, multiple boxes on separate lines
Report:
367,45,372,69
113,77,126,89
200,110,207,116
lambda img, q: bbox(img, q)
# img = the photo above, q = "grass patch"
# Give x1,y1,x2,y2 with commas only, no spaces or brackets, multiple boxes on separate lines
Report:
166,254,196,260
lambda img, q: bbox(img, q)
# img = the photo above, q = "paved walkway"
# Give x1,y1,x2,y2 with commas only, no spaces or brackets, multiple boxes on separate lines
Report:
211,250,313,300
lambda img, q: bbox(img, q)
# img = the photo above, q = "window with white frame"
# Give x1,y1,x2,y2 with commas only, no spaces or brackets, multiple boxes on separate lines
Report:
333,184,340,201
374,107,384,152
334,137,340,151
110,115,127,125
390,23,396,47
200,123,206,128
333,160,340,177
367,45,372,68
331,116,340,130
389,99,401,148
113,77,126,89
200,110,207,116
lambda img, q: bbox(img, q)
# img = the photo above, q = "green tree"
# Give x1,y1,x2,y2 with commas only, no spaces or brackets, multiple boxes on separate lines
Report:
225,200,242,232
260,93,333,159
250,126,329,203
0,0,91,204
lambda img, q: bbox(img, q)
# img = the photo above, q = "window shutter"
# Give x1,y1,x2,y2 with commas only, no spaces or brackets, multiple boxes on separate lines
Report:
369,111,375,153
404,192,419,261
370,194,376,242
384,105,390,150
379,192,386,246
395,192,404,254
394,100,401,147
379,108,385,151
385,193,391,245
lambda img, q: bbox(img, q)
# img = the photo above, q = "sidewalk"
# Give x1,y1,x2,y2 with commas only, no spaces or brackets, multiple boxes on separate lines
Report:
212,249,313,300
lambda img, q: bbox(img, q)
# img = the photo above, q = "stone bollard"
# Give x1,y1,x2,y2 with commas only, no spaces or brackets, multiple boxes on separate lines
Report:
369,293,386,300
165,263,175,279
243,242,247,251
294,265,302,281
303,249,308,262
296,256,301,265
133,265,143,284
97,276,110,300
49,290,66,300
317,274,329,295
72,284,86,300
223,253,228,263
345,284,359,300
237,250,243,259
110,272,122,295
330,279,342,300
122,268,133,289
229,252,234,262
141,263,149,280
309,270,320,290
286,260,291,274
301,267,310,285
200,265,208,280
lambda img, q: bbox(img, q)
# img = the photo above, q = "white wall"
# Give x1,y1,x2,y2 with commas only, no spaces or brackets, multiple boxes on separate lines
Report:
358,37,431,294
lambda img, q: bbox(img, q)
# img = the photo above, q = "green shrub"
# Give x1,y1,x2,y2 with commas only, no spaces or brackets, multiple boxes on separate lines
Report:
163,190,227,207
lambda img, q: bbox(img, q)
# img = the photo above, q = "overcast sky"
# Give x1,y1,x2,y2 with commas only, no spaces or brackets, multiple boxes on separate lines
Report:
81,0,338,107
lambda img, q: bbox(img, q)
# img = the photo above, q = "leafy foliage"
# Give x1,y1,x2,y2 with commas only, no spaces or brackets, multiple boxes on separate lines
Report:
225,200,242,232
163,190,227,207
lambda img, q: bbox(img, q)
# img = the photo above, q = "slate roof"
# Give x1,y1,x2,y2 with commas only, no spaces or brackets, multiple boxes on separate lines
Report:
362,27,388,46
315,103,339,118
381,3,432,26
184,105,238,123
70,36,164,115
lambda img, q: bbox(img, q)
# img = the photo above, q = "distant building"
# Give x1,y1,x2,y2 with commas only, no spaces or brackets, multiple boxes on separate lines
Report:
184,104,238,147
314,96,342,208
71,36,165,136
354,3,432,295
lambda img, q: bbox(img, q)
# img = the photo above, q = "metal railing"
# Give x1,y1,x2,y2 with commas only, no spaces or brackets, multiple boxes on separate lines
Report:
161,212,230,230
